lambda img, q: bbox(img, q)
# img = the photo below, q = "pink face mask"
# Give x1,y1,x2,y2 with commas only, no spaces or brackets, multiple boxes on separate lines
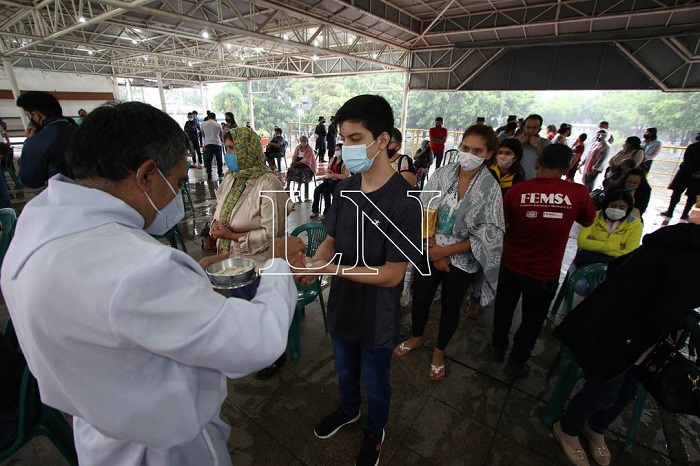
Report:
496,154,515,170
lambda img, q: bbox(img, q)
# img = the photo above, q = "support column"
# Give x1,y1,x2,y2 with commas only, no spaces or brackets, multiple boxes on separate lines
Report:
3,58,28,129
156,71,167,113
400,71,410,150
112,76,120,101
200,82,207,113
247,79,255,129
125,78,133,101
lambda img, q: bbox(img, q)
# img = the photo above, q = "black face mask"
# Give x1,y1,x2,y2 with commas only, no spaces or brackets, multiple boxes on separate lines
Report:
225,119,232,124
387,148,397,158
29,118,42,130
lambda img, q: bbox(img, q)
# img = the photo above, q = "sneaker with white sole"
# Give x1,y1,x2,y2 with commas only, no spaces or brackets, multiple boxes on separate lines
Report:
314,407,360,439
356,429,385,466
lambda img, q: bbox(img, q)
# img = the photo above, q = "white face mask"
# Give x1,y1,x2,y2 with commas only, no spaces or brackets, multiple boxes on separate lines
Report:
605,207,627,221
143,169,185,235
457,151,484,172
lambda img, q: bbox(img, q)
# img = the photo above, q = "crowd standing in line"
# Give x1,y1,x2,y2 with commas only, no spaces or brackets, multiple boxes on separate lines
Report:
2,90,697,466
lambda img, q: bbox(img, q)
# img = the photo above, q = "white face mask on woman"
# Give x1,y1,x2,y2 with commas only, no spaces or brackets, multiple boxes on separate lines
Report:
457,151,484,172
605,207,626,221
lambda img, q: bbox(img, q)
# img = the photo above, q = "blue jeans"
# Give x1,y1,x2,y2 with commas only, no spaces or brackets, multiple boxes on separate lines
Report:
331,337,393,435
228,277,260,301
560,371,640,436
492,266,558,367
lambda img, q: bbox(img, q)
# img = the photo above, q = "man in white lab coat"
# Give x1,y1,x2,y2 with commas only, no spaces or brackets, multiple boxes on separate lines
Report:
0,101,304,465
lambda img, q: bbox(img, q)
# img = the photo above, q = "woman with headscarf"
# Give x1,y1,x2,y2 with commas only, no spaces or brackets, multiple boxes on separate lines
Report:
209,126,291,379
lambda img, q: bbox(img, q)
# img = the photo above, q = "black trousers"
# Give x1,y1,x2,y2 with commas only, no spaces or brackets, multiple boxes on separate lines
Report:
411,255,474,351
312,180,337,214
189,138,202,165
492,266,558,367
204,144,223,178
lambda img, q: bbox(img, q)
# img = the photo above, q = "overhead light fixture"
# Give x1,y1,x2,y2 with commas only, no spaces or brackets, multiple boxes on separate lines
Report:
312,54,318,60
78,17,86,23
202,31,209,39
133,28,141,33
282,33,289,40
87,50,93,55
225,43,232,50
131,39,138,44
188,62,193,67
313,38,320,46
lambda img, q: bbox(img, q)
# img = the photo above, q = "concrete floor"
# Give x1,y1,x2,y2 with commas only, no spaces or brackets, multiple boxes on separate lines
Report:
1,159,698,465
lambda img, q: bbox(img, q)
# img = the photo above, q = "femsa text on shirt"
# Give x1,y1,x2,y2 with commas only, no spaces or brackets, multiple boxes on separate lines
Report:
520,193,572,206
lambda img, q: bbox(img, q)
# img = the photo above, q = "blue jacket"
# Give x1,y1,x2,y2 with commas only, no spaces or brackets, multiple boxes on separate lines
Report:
19,116,76,188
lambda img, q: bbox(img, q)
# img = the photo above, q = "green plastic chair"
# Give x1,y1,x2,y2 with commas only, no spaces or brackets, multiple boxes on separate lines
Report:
287,222,328,359
181,182,195,217
550,261,608,317
0,207,18,267
443,148,459,164
2,148,23,191
543,263,648,453
151,224,187,253
0,320,78,465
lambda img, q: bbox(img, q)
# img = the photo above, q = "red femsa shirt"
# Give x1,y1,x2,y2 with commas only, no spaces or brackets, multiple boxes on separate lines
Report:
429,126,448,153
502,177,596,281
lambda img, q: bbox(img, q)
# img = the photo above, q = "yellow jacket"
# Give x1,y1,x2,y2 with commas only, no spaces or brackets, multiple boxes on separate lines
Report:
577,211,643,258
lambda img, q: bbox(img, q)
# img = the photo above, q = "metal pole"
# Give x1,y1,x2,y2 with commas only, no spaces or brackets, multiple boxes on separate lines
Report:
112,76,120,101
3,58,28,129
156,71,167,112
125,78,133,101
200,81,206,113
401,71,410,150
247,79,255,130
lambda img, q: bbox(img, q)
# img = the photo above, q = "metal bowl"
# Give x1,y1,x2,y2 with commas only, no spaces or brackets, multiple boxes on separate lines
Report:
205,257,257,289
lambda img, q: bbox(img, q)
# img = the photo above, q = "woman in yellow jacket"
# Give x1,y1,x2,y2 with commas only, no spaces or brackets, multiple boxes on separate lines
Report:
575,189,643,268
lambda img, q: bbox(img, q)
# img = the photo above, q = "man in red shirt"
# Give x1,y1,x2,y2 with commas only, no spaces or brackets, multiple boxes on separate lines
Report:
429,117,448,168
491,144,596,382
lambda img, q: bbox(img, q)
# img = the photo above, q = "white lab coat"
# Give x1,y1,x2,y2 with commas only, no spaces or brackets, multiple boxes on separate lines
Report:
1,175,297,465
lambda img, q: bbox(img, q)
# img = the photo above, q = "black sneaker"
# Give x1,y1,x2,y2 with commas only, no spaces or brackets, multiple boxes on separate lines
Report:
356,429,385,466
314,407,360,439
503,362,531,382
659,210,673,217
680,214,690,220
255,353,287,380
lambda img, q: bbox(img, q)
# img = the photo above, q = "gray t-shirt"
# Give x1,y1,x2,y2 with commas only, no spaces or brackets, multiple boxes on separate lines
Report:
324,173,422,348
521,136,551,180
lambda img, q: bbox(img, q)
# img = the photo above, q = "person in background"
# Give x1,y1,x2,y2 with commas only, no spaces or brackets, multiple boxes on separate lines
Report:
581,130,611,192
546,124,558,141
0,101,304,465
192,110,203,147
75,108,88,125
0,118,12,207
496,115,517,134
491,144,596,382
223,112,238,132
660,132,700,221
413,139,434,189
209,126,292,380
607,136,644,173
498,121,519,142
429,117,448,169
314,116,327,163
285,134,317,203
602,158,636,191
202,112,224,181
554,124,572,146
16,91,76,188
640,127,662,174
599,121,614,144
184,112,203,168
310,143,349,220
245,121,252,129
326,115,337,160
264,127,286,171
575,189,643,268
516,114,551,180
387,128,417,187
394,124,504,380
304,94,422,466
552,222,700,466
606,168,651,219
488,138,525,195
565,133,587,182
475,117,486,125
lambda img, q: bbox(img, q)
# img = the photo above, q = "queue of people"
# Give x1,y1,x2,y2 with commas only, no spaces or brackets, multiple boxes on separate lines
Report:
1,91,698,466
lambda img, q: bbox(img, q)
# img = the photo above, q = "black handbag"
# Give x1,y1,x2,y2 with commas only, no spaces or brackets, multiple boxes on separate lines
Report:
633,312,700,416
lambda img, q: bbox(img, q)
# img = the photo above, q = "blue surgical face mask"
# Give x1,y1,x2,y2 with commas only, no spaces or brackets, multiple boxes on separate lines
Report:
143,169,185,235
225,152,239,172
342,139,379,173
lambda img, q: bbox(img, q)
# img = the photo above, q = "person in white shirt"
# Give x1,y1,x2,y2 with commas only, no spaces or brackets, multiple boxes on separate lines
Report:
202,113,225,180
0,101,306,466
